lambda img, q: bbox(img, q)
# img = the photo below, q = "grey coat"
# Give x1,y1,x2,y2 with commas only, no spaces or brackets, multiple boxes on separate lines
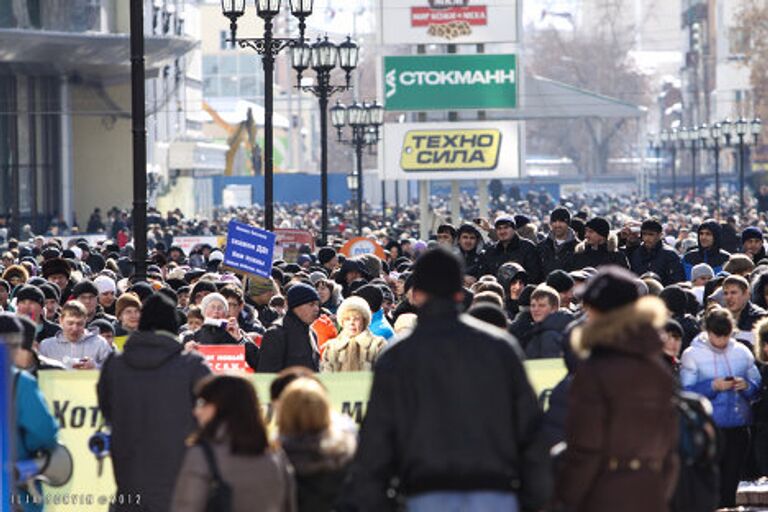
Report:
171,441,297,512
97,330,211,512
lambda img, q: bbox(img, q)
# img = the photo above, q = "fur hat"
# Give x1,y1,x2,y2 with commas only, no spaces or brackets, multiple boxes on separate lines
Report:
337,296,372,330
353,284,384,313
115,292,141,319
42,258,71,279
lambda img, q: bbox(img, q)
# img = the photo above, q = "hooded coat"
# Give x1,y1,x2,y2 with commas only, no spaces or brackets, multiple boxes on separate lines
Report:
538,228,578,276
522,310,572,359
682,220,731,280
629,240,685,286
680,332,761,427
482,234,543,283
97,330,212,512
572,234,629,271
556,297,679,512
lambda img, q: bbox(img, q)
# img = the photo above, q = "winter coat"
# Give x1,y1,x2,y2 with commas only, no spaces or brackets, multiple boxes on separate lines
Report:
538,228,578,276
97,330,212,512
572,234,629,271
342,299,552,511
629,241,685,286
281,426,356,512
680,332,761,428
193,323,260,371
171,439,296,512
674,313,702,353
35,318,60,343
522,310,572,359
734,302,768,348
369,309,394,341
509,310,535,341
482,235,543,283
257,312,320,373
557,297,678,512
320,329,386,372
312,314,338,355
458,247,486,279
39,328,112,368
238,303,265,334
681,220,731,279
750,244,767,265
14,368,59,512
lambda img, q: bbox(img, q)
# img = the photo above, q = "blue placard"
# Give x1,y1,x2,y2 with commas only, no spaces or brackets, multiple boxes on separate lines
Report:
223,220,276,278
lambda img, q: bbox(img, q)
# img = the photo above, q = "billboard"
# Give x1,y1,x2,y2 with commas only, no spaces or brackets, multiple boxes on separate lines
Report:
381,121,520,180
384,54,517,111
380,0,519,45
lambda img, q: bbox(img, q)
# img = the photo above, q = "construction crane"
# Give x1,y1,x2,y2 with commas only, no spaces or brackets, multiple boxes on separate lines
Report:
203,101,262,176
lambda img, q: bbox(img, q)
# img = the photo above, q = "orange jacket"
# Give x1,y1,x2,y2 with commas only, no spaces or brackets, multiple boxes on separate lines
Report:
312,314,338,355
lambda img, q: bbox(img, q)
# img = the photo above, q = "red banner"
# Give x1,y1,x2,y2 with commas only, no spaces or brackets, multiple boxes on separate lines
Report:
198,345,253,373
274,229,315,263
411,5,488,26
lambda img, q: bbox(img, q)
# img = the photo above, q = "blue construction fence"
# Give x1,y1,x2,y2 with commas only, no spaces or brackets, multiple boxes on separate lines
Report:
212,174,353,206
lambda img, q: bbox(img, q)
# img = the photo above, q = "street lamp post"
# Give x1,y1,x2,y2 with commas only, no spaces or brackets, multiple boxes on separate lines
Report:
130,0,148,282
331,101,384,236
291,36,358,245
668,128,679,197
220,0,313,232
647,134,661,198
725,118,763,216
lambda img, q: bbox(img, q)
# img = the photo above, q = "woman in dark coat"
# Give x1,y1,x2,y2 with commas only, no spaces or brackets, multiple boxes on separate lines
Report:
278,378,356,512
556,267,679,512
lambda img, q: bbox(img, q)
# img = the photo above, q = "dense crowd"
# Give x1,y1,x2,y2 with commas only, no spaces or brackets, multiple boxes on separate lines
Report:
7,190,768,511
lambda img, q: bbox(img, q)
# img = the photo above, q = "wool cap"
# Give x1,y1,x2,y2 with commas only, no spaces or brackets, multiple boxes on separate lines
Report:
659,285,687,316
138,293,178,333
72,280,99,298
115,292,142,319
287,283,320,310
742,226,763,244
15,285,44,307
318,247,337,265
641,219,663,233
585,217,611,239
550,207,571,224
494,214,516,228
412,247,463,298
39,283,60,302
93,275,116,295
353,284,384,313
90,318,116,336
664,319,684,339
246,276,276,297
200,292,228,317
546,270,575,293
691,263,714,282
467,302,508,329
581,266,642,313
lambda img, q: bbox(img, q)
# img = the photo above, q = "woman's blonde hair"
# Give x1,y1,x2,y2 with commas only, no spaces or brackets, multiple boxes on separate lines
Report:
277,378,331,437
754,317,768,364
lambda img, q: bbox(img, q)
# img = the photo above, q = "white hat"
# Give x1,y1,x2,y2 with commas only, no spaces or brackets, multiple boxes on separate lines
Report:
200,293,228,318
93,275,116,295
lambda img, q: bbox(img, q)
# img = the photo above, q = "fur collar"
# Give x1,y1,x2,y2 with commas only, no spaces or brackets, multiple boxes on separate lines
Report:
571,296,667,358
575,233,619,254
280,426,356,475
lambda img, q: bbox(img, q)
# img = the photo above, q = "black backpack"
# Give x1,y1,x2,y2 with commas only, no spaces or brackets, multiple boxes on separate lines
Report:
671,390,720,512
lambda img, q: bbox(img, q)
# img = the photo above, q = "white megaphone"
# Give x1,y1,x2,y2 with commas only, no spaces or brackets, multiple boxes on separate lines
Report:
16,442,74,489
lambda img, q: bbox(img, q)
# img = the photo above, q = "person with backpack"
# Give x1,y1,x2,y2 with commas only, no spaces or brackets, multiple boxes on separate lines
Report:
680,306,762,508
556,266,678,512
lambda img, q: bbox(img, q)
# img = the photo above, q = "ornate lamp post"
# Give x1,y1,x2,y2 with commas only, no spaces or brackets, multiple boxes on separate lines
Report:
220,0,313,231
331,101,384,236
647,133,661,197
291,35,358,245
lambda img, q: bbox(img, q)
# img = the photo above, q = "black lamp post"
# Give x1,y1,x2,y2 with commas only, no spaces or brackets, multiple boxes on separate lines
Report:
291,35,358,245
331,100,384,236
723,117,762,216
647,133,661,198
663,128,679,197
130,0,148,282
677,126,699,198
220,0,313,231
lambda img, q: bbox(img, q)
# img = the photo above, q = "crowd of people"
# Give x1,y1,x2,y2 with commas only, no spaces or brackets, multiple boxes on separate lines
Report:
6,190,768,511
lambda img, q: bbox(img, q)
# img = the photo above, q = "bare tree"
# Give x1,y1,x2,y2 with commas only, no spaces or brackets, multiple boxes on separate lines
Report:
735,0,768,123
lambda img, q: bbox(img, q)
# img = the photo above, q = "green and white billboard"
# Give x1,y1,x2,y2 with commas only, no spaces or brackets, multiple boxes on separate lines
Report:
383,54,517,111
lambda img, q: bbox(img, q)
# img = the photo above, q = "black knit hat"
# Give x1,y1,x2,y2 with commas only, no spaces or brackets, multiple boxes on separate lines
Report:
585,217,611,239
39,283,60,302
659,285,688,316
581,266,642,313
138,293,178,333
354,284,384,312
15,285,44,307
412,247,463,298
129,281,154,302
664,319,684,339
72,280,99,298
318,247,337,265
467,303,508,329
641,219,663,233
546,270,575,293
287,283,320,309
550,207,571,224
742,227,763,244
90,318,116,336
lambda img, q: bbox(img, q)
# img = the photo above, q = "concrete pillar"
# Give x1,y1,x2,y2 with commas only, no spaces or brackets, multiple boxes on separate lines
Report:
60,75,73,228
478,179,489,219
419,180,429,241
451,180,461,224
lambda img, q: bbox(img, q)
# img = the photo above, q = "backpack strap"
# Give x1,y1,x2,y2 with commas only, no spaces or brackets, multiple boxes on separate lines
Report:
198,441,224,483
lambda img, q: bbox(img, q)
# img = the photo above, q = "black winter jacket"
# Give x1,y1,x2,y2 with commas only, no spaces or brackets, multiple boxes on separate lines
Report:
458,247,485,279
192,323,260,371
522,310,573,359
571,236,629,270
681,219,731,279
482,235,543,282
629,241,685,285
97,330,211,512
735,302,768,348
343,300,552,510
256,311,319,372
538,229,577,277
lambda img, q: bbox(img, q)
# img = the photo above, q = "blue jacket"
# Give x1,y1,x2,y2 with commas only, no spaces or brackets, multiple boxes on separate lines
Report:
369,309,394,341
14,368,60,512
680,333,761,428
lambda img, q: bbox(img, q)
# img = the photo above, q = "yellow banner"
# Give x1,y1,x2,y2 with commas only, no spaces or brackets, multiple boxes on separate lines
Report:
36,359,565,511
400,129,501,171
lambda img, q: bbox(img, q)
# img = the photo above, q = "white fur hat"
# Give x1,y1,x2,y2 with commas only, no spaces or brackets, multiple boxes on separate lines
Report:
337,296,372,330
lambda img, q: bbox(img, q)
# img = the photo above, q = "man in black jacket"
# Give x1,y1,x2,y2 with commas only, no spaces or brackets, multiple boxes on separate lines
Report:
629,219,685,286
742,227,767,264
482,215,542,283
257,283,321,372
456,223,485,285
572,217,629,270
97,294,211,512
344,248,551,511
538,207,577,276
